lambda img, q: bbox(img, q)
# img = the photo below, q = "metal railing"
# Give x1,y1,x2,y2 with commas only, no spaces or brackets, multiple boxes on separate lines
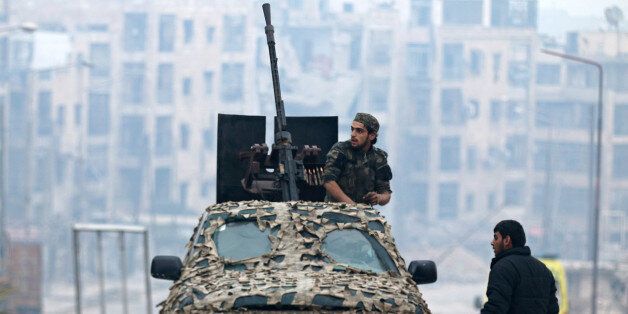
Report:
72,223,152,314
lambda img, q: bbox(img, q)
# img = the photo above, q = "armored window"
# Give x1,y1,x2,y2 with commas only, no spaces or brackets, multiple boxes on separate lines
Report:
212,221,271,260
322,229,398,274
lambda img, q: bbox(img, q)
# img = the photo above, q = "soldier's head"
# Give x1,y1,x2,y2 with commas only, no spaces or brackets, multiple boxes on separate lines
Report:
491,220,526,256
351,113,379,150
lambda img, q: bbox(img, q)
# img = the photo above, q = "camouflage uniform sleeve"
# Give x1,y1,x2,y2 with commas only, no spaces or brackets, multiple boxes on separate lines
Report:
322,143,346,183
374,150,393,194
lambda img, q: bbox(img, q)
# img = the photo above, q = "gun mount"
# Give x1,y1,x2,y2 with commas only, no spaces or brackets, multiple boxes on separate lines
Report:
216,4,338,203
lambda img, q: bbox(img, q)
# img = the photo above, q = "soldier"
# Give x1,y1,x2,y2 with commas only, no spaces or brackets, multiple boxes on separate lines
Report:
322,113,392,205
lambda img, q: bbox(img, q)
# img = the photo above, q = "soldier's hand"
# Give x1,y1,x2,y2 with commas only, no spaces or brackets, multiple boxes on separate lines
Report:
363,192,379,205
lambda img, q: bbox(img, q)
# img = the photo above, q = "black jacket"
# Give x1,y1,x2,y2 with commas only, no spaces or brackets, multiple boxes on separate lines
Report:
481,246,559,314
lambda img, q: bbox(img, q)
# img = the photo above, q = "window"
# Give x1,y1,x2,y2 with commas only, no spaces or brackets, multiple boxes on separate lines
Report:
441,88,465,125
508,61,530,87
536,101,592,130
490,100,501,123
88,93,110,136
491,0,537,28
440,137,461,171
343,2,353,13
74,103,82,126
557,185,587,215
203,128,213,149
0,38,6,82
504,181,524,206
183,19,194,44
505,135,527,169
118,167,142,210
201,181,210,197
203,71,214,95
89,43,110,77
369,77,389,111
86,144,108,182
410,0,431,26
507,101,526,123
119,115,145,158
614,104,628,135
182,77,192,96
438,183,459,219
368,30,392,66
614,145,628,179
179,182,189,209
157,63,174,104
154,167,172,206
223,15,245,52
407,87,431,124
56,105,65,127
406,43,430,80
122,63,145,104
567,64,597,88
398,183,428,216
180,123,190,150
206,26,215,44
55,155,67,184
467,146,477,170
37,91,52,136
536,63,560,85
469,49,484,76
322,229,398,273
534,141,589,174
443,0,483,25
442,43,464,80
403,136,429,173
212,221,271,260
221,63,244,102
34,155,50,192
349,32,361,70
466,193,475,211
159,14,176,52
155,116,173,156
123,13,147,52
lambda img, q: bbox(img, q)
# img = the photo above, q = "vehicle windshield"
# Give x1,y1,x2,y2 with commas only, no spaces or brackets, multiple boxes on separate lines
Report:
322,229,398,273
212,221,271,260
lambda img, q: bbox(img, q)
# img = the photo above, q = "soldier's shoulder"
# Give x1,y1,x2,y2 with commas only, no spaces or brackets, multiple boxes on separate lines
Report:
373,147,389,159
331,141,352,151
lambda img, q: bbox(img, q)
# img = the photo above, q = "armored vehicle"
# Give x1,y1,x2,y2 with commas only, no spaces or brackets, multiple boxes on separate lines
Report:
151,3,436,312
152,201,435,312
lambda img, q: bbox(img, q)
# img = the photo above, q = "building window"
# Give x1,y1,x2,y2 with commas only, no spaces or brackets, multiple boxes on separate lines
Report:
86,144,108,182
406,43,430,80
74,103,82,126
398,182,429,217
159,14,176,52
201,181,211,197
89,43,110,77
349,32,361,70
122,62,145,105
466,193,475,211
613,144,628,179
368,30,392,66
154,167,172,207
206,26,215,44
505,135,527,169
439,183,459,219
493,53,501,82
536,63,560,85
37,91,52,136
407,87,431,124
56,105,65,127
567,64,597,88
614,104,628,136
440,88,465,125
182,77,192,96
534,141,589,174
467,146,477,171
440,136,461,171
369,77,389,111
123,12,147,52
491,0,537,28
557,185,587,215
203,128,213,149
88,93,110,136
410,0,431,26
179,182,189,209
119,115,145,158
118,167,142,210
223,15,246,52
401,136,429,173
535,101,592,130
155,116,173,156
442,43,464,81
469,49,484,76
443,0,483,25
203,71,214,95
504,180,525,206
183,19,194,44
343,2,354,13
180,123,190,150
157,63,174,104
221,63,244,102
490,100,501,123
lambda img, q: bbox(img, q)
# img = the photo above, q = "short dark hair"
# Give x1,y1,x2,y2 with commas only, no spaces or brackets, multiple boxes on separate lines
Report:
494,220,526,247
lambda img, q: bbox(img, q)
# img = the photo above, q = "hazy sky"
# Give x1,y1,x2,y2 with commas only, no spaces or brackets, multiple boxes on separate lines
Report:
540,0,626,17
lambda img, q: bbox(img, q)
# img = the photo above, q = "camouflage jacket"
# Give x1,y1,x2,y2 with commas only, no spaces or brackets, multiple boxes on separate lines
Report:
322,140,392,203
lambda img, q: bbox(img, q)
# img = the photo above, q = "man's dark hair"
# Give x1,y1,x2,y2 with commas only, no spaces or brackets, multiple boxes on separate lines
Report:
494,220,526,247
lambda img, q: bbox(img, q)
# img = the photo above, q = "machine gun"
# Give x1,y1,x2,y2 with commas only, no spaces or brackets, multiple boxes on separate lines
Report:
215,3,338,203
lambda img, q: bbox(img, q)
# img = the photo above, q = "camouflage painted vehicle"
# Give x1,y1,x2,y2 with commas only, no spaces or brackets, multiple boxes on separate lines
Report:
151,200,436,312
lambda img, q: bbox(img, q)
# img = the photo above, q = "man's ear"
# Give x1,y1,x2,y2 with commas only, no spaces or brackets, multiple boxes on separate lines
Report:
503,235,513,248
368,132,376,141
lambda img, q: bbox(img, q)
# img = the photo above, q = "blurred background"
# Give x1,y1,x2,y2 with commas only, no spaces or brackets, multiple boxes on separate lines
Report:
0,0,627,312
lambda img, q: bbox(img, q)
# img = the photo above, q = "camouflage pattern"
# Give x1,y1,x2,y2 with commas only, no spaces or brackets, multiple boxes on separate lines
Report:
322,141,392,204
353,113,379,133
158,200,430,313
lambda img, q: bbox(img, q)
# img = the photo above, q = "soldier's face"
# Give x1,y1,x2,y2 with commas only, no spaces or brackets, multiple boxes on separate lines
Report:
351,121,370,149
491,232,511,256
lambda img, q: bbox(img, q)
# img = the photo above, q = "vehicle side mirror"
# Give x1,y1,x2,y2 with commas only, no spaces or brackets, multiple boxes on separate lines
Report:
408,260,437,284
151,255,183,281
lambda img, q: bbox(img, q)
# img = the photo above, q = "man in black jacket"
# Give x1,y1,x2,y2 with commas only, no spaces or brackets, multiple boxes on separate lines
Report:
481,220,559,314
